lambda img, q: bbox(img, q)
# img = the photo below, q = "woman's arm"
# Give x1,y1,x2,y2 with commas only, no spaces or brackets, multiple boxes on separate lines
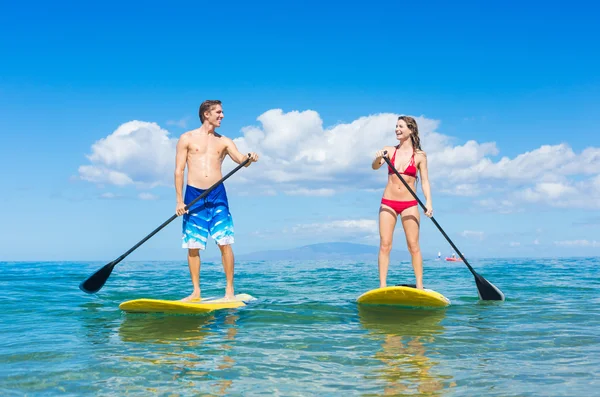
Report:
418,151,433,217
372,147,390,170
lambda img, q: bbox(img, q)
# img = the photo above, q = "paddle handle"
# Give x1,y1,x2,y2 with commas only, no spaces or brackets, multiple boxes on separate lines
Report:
382,151,477,276
111,155,251,267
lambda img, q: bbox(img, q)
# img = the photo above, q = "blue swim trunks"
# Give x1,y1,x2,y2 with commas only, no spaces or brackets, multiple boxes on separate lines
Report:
181,184,234,250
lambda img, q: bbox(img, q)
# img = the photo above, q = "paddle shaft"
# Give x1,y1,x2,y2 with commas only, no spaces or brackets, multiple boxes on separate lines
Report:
382,152,478,276
110,156,251,267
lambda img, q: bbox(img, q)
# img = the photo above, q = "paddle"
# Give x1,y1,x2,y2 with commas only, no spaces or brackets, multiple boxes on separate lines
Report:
382,151,505,301
79,155,252,294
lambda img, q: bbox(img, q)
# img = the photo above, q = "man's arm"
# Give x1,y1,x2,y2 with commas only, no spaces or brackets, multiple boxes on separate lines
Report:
174,135,188,215
224,137,258,166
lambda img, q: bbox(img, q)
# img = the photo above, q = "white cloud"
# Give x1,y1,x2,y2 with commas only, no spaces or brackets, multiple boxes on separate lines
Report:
434,140,499,169
234,110,501,187
520,182,578,202
79,166,133,186
516,176,600,209
443,144,600,209
554,240,600,247
78,121,177,187
509,242,521,247
138,192,159,200
449,144,573,182
461,230,485,240
77,109,600,210
233,110,402,185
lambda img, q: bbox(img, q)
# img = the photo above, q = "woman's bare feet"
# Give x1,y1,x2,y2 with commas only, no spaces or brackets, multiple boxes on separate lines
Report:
224,287,235,300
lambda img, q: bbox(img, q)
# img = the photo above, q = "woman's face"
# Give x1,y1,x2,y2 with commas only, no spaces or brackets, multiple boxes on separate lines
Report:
395,119,412,141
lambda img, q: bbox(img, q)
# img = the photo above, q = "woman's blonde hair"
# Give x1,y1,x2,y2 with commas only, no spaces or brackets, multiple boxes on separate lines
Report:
398,115,421,151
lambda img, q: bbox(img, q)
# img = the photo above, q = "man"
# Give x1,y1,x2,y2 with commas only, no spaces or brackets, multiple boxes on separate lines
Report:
174,100,259,301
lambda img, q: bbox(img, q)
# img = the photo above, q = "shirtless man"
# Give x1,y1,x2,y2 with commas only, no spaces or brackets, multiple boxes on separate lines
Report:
174,100,259,301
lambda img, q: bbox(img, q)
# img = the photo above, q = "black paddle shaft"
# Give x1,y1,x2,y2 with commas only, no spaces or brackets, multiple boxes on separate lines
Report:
382,150,504,301
114,156,251,264
381,151,478,274
79,155,251,294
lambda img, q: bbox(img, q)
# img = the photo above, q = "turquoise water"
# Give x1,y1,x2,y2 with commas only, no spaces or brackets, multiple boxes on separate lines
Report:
1,257,598,396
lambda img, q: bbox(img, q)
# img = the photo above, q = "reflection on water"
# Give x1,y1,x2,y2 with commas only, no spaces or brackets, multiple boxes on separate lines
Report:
358,306,455,396
116,312,240,396
119,314,216,344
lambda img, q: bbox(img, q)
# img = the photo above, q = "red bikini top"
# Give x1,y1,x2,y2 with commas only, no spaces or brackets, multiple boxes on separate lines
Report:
388,146,417,178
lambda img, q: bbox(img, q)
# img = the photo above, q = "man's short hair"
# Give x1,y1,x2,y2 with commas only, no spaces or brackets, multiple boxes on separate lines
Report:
199,100,222,123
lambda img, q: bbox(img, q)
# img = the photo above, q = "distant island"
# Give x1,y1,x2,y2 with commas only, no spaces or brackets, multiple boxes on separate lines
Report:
209,242,415,262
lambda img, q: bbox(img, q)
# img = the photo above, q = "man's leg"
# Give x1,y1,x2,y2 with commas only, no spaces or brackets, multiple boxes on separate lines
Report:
218,244,235,299
181,248,201,301
210,185,235,299
180,184,208,302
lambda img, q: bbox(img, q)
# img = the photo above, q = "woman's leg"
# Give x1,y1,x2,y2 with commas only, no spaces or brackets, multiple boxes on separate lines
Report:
378,204,398,288
400,205,423,289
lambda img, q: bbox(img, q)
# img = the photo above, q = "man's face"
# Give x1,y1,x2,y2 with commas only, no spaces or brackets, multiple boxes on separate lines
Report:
206,105,224,127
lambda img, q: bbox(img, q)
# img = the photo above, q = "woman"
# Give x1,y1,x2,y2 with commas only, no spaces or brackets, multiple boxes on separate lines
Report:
372,116,433,290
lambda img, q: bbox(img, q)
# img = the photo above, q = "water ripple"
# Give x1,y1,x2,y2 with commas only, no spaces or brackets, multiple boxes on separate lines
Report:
0,257,598,396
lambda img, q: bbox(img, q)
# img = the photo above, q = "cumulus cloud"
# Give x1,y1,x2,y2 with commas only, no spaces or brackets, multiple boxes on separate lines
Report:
518,182,578,204
233,109,497,187
78,121,177,188
516,175,600,209
77,109,600,209
79,166,133,186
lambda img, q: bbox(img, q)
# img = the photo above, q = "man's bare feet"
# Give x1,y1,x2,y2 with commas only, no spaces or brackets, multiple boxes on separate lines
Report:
180,291,201,302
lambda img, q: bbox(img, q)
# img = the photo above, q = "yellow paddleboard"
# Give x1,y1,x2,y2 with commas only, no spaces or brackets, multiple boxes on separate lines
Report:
357,286,450,308
119,293,256,314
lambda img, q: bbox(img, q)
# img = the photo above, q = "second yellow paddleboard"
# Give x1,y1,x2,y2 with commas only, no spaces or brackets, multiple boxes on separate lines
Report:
119,293,256,314
357,286,450,308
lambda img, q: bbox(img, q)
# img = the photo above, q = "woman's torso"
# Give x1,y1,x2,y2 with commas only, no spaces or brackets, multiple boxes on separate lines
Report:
382,145,419,201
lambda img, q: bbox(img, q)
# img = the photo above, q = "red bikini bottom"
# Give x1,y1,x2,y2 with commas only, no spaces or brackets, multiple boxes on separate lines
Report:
381,198,418,215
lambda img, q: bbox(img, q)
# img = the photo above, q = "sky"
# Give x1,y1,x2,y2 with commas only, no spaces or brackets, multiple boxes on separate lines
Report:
1,0,599,261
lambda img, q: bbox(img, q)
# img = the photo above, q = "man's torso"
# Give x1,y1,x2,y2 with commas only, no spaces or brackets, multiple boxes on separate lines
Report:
185,130,228,189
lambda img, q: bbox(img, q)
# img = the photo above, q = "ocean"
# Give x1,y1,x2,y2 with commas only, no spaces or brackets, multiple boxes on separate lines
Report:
1,257,598,396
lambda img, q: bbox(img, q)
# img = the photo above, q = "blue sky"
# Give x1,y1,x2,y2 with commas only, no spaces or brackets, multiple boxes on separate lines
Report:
1,0,599,261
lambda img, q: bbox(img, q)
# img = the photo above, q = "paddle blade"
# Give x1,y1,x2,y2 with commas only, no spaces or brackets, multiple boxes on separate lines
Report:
474,273,505,301
79,261,117,294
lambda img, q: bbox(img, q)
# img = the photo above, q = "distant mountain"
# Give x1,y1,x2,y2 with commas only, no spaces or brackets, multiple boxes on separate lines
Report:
211,242,413,262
